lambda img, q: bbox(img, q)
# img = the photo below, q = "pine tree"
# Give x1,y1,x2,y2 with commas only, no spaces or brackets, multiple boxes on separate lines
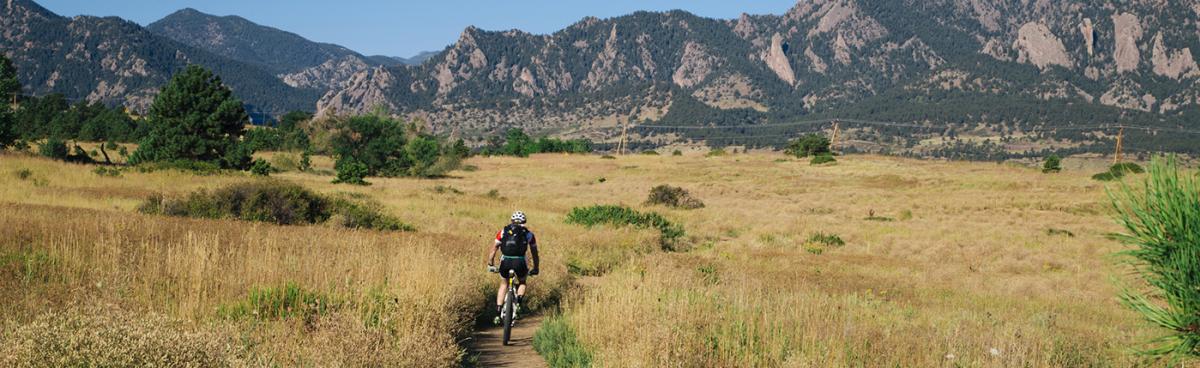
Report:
1112,157,1200,363
129,65,252,169
0,54,19,148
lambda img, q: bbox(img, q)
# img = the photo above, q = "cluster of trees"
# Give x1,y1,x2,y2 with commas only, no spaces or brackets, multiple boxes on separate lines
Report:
329,113,467,184
243,111,311,152
481,128,592,157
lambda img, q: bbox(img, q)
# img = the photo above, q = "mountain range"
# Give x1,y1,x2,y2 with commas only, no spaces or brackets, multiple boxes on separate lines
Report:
2,0,1199,153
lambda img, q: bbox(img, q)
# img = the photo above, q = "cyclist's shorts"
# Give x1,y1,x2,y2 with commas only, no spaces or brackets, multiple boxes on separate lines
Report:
499,257,528,280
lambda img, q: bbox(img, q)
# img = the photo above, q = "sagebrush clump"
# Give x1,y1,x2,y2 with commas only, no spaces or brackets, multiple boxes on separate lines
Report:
565,204,684,249
645,184,704,209
138,180,413,231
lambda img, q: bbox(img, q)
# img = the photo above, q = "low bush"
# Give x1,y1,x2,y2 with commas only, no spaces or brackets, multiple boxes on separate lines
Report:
137,180,412,231
1046,228,1075,237
807,232,845,247
135,159,223,175
1093,162,1146,181
533,314,593,368
811,154,836,165
250,159,272,176
14,168,32,180
328,196,416,232
705,148,727,157
1043,154,1062,173
92,166,121,177
600,155,615,160
38,138,69,161
672,150,682,156
645,185,704,209
565,205,684,249
640,150,659,155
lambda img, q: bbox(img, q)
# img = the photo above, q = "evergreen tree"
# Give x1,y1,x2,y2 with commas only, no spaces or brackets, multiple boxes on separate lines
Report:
1042,154,1062,173
129,65,253,169
0,55,18,148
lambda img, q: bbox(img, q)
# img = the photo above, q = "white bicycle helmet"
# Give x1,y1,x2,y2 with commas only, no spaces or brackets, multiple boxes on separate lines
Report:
510,211,527,224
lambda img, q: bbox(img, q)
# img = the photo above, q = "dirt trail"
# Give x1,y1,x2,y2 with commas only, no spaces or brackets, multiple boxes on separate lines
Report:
466,313,549,367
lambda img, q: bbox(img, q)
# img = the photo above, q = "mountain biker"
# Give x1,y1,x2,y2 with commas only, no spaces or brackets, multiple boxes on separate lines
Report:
487,211,539,325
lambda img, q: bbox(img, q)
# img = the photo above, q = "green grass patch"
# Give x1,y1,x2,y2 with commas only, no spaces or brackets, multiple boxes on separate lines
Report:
534,314,593,368
218,282,338,323
0,249,61,285
807,232,845,247
565,205,685,249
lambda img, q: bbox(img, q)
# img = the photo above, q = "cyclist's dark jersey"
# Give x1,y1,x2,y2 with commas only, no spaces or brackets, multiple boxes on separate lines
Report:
496,226,536,279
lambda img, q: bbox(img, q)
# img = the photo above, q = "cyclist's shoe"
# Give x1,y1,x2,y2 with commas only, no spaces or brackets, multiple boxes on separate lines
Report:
492,316,501,325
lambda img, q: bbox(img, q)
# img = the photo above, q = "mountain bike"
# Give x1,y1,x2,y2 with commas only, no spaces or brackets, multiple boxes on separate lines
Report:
489,267,530,345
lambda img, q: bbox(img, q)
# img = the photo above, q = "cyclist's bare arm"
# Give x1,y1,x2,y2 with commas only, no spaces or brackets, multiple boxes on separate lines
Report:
487,240,501,266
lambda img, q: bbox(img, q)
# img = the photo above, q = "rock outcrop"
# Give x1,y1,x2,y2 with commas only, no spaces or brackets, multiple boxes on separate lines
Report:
764,33,796,85
1012,22,1072,69
316,66,395,116
672,41,719,88
1151,32,1199,79
1112,13,1142,73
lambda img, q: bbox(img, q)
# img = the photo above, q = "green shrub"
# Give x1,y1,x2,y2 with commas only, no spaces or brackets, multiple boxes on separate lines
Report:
217,282,337,324
672,150,682,156
807,232,845,247
1110,157,1200,362
785,134,831,158
137,180,410,231
1043,154,1062,173
1093,172,1120,181
328,196,416,232
92,166,121,177
1095,162,1146,181
565,205,684,249
533,314,593,368
1111,162,1144,175
600,155,615,159
640,150,659,155
705,148,727,157
250,159,271,176
298,151,312,172
333,159,370,185
810,154,836,165
14,168,32,180
645,185,704,209
38,138,69,160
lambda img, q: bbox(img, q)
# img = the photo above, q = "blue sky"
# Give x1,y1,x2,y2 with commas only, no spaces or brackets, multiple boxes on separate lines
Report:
37,1,798,57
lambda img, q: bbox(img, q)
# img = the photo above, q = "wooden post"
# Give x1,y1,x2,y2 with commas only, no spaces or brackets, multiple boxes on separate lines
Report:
1113,126,1124,165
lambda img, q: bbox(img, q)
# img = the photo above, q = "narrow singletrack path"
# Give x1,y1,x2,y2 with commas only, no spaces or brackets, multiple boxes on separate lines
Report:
467,313,549,367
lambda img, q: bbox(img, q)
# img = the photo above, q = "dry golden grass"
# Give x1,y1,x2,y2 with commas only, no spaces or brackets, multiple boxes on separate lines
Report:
0,151,1167,366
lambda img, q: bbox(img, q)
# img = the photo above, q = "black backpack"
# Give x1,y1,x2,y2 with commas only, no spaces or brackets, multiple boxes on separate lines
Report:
500,224,530,256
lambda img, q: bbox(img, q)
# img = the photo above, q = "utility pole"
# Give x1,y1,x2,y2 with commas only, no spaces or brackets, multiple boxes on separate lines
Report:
618,116,629,155
830,120,840,154
1113,126,1124,165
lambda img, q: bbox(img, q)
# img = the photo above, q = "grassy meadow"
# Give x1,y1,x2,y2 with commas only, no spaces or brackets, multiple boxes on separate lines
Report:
0,150,1167,366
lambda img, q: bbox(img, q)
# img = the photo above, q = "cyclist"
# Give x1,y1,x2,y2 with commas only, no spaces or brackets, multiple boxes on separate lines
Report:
487,211,539,325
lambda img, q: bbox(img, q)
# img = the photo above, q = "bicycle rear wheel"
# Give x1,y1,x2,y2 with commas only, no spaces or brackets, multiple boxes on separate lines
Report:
501,292,514,345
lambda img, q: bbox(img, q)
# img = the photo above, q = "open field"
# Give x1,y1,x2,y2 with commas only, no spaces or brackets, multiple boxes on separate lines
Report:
0,151,1172,366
